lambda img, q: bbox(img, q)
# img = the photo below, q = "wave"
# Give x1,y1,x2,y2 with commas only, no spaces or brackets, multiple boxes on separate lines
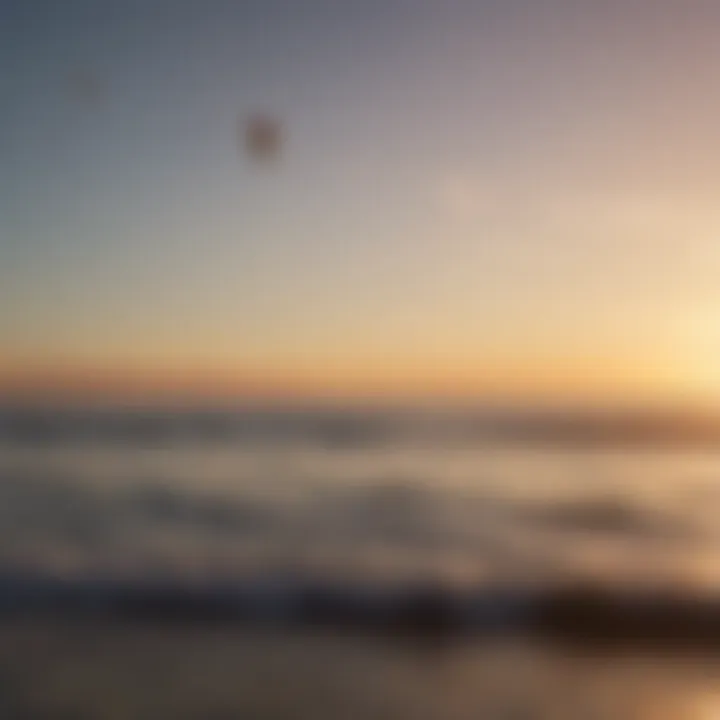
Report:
2,567,720,651
0,470,700,588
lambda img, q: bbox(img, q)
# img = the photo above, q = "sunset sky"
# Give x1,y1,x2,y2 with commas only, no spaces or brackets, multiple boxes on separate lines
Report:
3,1,720,403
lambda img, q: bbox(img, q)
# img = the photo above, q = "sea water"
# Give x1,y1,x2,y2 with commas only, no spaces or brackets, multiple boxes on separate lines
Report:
1,406,720,718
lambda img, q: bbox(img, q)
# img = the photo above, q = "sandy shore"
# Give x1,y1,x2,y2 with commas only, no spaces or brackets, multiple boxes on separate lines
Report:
0,618,717,719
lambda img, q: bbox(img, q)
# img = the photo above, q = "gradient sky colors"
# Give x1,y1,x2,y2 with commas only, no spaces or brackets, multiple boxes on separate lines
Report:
3,1,720,403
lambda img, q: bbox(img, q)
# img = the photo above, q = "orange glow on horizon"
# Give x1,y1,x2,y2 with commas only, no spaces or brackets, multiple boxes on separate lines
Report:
0,351,704,408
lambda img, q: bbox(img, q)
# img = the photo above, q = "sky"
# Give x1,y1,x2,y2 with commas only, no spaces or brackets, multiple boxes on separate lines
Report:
3,0,720,404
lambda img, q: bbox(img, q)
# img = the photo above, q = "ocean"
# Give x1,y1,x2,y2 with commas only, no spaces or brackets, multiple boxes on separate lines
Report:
1,406,720,718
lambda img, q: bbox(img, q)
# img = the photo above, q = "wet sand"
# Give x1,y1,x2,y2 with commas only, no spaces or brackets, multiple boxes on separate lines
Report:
0,619,718,719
